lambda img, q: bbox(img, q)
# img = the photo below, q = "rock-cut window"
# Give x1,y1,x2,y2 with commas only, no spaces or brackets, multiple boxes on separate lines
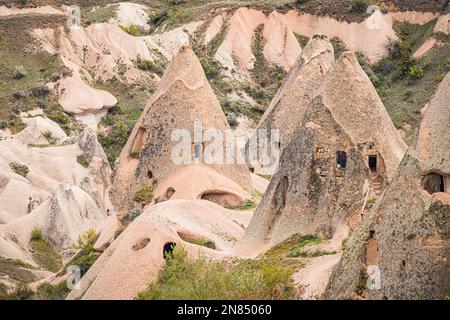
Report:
336,151,347,169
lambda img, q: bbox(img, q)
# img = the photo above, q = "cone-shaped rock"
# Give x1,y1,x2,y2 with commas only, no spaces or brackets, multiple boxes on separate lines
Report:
242,96,370,245
112,45,253,213
247,35,335,173
318,51,407,184
324,72,450,300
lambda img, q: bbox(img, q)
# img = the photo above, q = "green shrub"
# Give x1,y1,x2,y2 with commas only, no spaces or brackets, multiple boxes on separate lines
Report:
100,114,115,126
266,234,322,258
62,250,100,277
167,0,186,4
137,247,297,300
36,282,70,300
227,200,257,211
149,10,169,27
30,236,63,273
12,65,27,79
350,0,368,13
136,58,165,76
408,64,424,79
2,284,34,300
119,24,139,36
13,259,33,269
42,130,57,144
134,186,154,204
200,59,220,79
9,162,29,177
77,154,89,168
76,229,97,253
129,151,140,159
31,228,43,241
190,238,216,249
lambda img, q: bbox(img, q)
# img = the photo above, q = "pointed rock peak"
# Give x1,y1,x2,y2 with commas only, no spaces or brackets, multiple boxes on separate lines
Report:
333,50,362,71
157,44,206,92
318,49,407,181
300,34,334,65
416,71,450,169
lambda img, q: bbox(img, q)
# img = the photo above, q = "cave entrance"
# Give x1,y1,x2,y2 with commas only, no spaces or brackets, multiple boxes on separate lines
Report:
422,173,445,194
200,191,241,208
165,187,175,200
365,231,379,266
130,127,148,154
163,242,176,259
368,155,377,173
336,151,347,169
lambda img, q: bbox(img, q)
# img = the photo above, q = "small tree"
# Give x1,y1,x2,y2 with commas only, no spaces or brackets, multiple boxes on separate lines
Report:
31,228,43,241
12,66,27,80
76,229,97,252
350,0,368,13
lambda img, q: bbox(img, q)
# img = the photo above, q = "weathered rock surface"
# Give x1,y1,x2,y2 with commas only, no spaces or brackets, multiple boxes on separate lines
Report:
324,72,450,300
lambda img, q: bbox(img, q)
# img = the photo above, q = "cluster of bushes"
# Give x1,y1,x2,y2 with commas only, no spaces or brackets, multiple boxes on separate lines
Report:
137,247,298,300
133,186,154,205
12,65,27,80
350,0,368,13
9,162,29,177
148,8,190,30
29,228,63,273
227,199,257,211
58,229,100,278
136,56,165,76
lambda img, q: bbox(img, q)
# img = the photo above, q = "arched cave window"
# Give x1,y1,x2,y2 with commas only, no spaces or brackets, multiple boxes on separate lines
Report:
163,242,176,259
165,187,175,200
422,173,445,194
368,155,377,173
336,151,347,169
147,170,153,179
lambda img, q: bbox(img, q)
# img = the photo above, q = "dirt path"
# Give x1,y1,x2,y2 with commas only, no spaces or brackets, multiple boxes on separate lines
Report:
293,252,342,300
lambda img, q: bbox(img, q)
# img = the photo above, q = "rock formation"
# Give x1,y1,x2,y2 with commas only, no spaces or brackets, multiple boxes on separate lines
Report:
324,72,450,300
67,199,252,300
242,51,407,247
317,51,407,185
247,35,334,173
243,96,370,246
112,45,254,213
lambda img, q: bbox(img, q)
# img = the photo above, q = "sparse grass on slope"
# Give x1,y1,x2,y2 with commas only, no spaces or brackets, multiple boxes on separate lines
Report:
95,79,154,167
137,246,302,300
0,14,76,134
362,20,450,144
30,237,63,273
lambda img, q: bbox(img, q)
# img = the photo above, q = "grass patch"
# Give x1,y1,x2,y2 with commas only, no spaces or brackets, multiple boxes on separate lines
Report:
136,56,166,76
0,256,37,284
77,154,89,168
293,33,309,47
226,199,257,211
257,173,272,181
366,19,450,143
137,246,301,300
84,4,118,24
59,230,100,278
30,238,63,273
35,281,70,300
189,238,216,250
134,185,154,204
95,79,153,167
9,162,29,177
265,234,322,258
250,24,286,108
